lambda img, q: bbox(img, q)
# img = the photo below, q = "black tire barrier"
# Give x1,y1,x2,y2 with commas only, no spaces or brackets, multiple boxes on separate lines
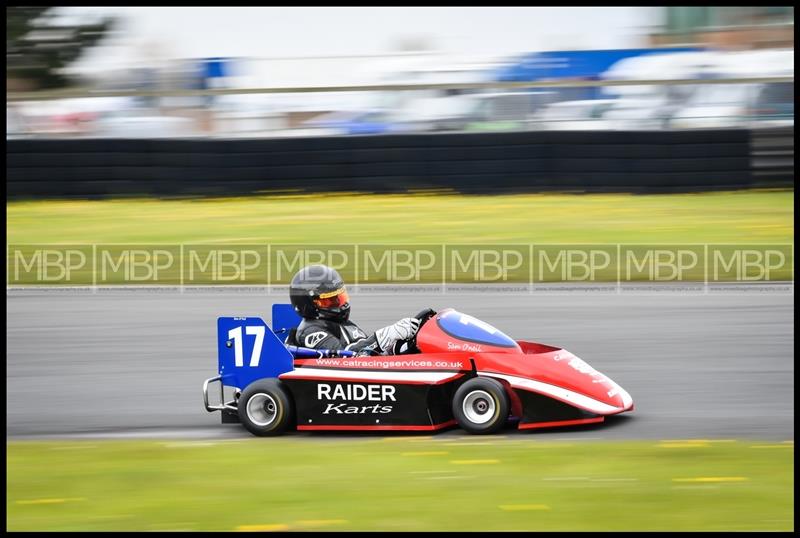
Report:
6,129,776,199
751,127,794,187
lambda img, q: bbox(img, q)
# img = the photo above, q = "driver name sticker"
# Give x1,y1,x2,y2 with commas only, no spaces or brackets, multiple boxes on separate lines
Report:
447,341,483,352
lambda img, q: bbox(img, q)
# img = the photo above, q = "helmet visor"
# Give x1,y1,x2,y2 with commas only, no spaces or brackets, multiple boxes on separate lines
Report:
313,288,349,310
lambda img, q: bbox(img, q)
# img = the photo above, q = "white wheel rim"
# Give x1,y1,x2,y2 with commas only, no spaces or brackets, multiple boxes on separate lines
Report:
462,390,496,425
247,393,278,427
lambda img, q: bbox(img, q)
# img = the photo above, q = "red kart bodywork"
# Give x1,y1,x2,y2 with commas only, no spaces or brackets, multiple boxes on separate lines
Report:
418,314,633,419
281,308,633,431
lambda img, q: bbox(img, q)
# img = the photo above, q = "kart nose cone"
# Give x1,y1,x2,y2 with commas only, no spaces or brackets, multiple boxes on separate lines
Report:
608,382,634,411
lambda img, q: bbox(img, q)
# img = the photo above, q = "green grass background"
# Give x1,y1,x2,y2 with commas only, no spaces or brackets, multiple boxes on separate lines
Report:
6,190,795,284
7,190,794,244
6,438,793,531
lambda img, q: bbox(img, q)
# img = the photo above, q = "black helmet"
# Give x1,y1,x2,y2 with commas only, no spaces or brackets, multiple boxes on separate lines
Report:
289,264,350,322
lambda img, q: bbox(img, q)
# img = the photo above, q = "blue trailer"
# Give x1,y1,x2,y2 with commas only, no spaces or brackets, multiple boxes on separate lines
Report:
493,47,704,101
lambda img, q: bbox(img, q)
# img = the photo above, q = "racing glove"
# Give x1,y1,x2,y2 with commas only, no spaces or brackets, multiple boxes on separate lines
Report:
374,317,420,353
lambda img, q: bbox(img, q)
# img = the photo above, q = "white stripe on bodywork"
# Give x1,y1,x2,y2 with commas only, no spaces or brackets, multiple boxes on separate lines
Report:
479,372,625,415
610,380,633,409
281,367,459,384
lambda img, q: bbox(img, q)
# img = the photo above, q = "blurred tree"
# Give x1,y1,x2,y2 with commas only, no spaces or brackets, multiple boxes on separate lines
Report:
6,6,114,90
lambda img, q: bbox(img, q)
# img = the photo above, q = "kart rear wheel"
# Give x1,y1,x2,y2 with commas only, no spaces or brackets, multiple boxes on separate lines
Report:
237,379,294,436
452,377,510,435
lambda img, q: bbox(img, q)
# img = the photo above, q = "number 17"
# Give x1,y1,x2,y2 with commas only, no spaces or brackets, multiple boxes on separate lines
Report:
228,326,265,367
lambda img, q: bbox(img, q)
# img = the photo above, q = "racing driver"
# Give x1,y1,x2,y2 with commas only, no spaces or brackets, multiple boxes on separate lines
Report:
288,264,420,356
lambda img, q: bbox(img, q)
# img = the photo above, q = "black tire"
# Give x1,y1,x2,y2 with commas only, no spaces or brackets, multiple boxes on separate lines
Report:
452,377,510,435
237,379,294,437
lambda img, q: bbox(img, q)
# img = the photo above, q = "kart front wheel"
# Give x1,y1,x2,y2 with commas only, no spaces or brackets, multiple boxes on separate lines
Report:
452,377,510,435
237,379,294,436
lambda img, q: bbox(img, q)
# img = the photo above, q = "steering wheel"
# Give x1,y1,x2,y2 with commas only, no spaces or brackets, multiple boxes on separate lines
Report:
403,308,436,354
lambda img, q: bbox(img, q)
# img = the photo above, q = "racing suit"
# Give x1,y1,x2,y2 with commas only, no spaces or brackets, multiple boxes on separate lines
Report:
292,317,418,356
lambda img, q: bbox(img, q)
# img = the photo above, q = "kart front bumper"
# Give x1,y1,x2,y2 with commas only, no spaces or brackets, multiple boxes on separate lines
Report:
203,376,238,413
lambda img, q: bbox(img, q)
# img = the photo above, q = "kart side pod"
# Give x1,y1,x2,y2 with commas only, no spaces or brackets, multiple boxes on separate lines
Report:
203,316,294,414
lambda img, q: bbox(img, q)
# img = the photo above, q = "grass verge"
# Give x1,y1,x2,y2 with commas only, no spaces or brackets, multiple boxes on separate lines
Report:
6,190,794,284
6,438,794,531
8,190,793,245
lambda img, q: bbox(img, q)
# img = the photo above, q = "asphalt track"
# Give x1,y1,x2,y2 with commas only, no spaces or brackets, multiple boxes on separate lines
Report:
6,285,794,440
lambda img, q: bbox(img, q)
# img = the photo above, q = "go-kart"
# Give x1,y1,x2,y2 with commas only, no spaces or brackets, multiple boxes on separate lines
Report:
203,305,633,436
